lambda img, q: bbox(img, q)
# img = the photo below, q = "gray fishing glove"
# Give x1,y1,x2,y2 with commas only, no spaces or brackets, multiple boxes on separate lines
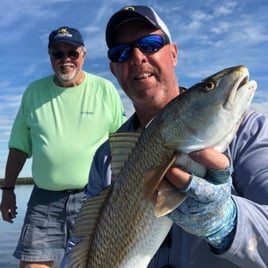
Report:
168,165,237,250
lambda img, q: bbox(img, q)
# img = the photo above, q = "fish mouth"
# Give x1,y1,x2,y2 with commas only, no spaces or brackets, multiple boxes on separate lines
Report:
223,73,250,110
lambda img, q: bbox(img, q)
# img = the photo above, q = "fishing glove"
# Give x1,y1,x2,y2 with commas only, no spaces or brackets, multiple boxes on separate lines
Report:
168,165,237,250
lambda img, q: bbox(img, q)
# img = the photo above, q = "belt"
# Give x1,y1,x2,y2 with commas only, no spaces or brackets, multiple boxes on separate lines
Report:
62,188,84,194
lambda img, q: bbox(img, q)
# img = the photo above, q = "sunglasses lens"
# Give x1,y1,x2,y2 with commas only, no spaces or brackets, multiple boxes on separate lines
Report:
108,35,166,62
51,51,80,60
68,51,80,59
52,51,64,59
108,45,132,63
139,35,164,53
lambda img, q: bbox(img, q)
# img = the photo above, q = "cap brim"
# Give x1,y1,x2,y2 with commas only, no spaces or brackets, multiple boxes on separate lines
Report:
49,40,83,48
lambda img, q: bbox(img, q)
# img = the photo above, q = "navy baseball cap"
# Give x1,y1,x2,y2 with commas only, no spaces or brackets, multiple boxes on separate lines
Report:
106,5,172,48
48,26,84,48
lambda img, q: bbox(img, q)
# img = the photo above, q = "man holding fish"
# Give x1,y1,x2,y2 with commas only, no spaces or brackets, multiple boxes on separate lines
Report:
63,5,268,268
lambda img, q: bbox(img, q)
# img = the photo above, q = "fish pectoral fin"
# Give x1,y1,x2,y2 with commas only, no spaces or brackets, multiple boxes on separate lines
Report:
143,155,177,199
154,179,186,217
69,185,112,267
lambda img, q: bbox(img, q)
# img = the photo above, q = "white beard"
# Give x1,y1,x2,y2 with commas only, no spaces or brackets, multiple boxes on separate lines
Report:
57,69,77,81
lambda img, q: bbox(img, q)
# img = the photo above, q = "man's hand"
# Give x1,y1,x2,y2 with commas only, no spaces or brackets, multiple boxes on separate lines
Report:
165,148,236,250
0,190,17,223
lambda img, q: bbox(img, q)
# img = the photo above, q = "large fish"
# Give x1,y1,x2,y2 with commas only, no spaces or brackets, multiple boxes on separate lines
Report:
67,65,257,267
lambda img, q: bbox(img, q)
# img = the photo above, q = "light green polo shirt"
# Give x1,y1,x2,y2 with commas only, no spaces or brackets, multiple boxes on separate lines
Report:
9,72,126,190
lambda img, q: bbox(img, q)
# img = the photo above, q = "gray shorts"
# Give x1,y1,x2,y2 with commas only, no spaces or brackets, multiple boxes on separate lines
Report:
13,185,84,266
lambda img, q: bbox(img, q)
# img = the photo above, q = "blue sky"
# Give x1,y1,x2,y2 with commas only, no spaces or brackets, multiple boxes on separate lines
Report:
0,0,268,178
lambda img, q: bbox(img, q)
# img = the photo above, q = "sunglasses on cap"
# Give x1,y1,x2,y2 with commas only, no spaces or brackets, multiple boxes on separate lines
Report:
108,34,170,63
50,50,81,60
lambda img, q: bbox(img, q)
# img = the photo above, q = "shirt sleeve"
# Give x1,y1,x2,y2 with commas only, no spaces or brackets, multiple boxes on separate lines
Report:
85,141,112,198
8,95,32,157
219,196,268,267
230,108,268,203
217,109,268,266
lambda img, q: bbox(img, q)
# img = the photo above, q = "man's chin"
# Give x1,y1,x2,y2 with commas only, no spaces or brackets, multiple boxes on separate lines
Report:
57,72,76,82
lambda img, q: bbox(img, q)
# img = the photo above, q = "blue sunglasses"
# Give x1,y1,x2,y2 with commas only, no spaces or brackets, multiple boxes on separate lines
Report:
108,34,170,63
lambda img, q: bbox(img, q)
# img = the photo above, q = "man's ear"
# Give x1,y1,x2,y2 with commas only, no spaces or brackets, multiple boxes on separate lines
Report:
171,43,178,67
109,62,115,76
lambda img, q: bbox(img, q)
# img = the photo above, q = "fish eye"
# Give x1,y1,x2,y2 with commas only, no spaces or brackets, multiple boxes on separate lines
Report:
203,80,216,92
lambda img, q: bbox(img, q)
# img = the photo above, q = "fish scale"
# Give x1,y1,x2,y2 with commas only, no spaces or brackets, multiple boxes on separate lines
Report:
87,129,174,267
68,65,257,268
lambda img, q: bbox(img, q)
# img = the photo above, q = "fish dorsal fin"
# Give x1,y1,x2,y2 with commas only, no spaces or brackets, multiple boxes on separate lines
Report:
69,185,112,267
109,131,142,181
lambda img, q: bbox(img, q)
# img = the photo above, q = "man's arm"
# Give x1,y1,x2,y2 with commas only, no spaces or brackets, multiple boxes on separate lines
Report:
3,148,28,187
167,110,268,267
0,148,28,223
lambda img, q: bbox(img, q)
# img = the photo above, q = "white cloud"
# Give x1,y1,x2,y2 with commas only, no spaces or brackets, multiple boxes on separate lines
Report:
214,2,238,16
0,0,267,178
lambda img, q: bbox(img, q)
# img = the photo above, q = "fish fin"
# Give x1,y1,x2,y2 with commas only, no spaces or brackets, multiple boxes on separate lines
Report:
143,154,177,199
69,185,112,267
154,179,186,217
109,131,142,181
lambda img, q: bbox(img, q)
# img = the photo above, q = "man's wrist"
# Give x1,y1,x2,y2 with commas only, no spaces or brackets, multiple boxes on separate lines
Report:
0,186,15,190
205,198,237,250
